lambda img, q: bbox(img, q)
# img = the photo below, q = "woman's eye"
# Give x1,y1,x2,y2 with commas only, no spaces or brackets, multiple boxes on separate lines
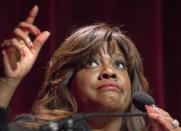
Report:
114,60,126,69
85,59,99,68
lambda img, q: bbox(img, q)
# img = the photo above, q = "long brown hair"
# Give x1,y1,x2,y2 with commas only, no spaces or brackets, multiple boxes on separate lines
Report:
30,23,149,130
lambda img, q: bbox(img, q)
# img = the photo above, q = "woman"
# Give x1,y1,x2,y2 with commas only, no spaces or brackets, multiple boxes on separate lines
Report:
0,5,180,131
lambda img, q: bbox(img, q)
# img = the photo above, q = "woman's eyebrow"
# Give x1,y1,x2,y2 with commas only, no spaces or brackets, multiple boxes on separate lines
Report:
113,53,125,59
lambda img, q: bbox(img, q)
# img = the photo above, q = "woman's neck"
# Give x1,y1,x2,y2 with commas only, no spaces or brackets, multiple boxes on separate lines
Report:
87,117,123,131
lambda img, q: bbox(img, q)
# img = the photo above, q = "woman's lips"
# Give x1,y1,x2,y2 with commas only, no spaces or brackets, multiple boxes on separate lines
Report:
97,84,121,91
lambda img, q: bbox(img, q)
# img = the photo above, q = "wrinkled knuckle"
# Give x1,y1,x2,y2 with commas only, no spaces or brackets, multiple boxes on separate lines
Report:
35,39,41,44
11,38,17,43
18,22,25,26
30,25,35,31
165,111,170,116
13,28,19,34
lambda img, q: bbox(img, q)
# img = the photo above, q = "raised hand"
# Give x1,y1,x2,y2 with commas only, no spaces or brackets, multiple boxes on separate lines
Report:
0,5,50,107
1,5,50,80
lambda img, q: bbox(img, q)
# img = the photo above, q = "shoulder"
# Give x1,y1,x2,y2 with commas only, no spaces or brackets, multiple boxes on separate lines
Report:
8,114,37,131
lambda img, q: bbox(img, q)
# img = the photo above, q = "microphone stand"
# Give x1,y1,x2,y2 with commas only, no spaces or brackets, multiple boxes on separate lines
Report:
38,112,147,131
85,112,147,118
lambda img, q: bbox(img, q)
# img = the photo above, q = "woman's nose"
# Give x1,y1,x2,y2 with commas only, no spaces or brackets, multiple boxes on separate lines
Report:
98,66,117,80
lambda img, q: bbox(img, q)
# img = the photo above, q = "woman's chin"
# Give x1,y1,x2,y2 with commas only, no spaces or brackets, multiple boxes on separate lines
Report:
92,99,128,113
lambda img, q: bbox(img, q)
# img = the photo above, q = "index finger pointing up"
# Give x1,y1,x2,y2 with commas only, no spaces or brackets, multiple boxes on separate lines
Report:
25,5,39,24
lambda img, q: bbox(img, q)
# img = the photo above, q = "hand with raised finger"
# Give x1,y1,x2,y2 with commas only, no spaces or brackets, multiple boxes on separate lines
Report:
0,5,50,108
145,105,181,131
1,5,50,80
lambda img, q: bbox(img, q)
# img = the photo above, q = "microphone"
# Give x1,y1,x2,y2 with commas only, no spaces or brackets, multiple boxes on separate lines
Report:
38,113,147,131
132,91,155,112
39,91,155,131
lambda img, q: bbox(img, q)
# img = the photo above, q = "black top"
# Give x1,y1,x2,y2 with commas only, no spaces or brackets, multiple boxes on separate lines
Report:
0,107,91,131
8,114,91,131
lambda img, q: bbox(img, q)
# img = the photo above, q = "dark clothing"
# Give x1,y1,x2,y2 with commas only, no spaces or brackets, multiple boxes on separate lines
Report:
8,115,91,131
9,115,36,131
0,107,9,131
0,107,91,131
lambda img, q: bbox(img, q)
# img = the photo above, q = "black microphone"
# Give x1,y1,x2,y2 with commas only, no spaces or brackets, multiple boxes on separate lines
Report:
39,91,155,131
132,91,155,112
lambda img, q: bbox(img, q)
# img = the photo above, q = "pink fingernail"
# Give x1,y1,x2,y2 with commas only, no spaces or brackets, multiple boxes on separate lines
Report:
147,110,151,113
145,105,152,109
26,38,33,48
2,50,6,55
36,29,41,34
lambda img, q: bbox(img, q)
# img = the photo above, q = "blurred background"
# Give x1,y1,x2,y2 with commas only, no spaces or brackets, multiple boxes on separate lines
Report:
0,0,180,122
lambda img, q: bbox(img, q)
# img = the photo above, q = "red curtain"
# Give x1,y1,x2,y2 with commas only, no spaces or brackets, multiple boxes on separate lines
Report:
0,0,180,122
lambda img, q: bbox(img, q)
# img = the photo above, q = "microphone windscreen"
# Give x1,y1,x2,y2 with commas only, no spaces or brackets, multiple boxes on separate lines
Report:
132,92,155,112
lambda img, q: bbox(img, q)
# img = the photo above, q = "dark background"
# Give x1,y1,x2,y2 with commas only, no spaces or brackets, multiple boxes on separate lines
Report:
0,0,180,122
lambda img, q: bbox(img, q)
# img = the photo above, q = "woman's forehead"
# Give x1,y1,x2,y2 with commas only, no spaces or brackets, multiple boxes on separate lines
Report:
95,42,125,58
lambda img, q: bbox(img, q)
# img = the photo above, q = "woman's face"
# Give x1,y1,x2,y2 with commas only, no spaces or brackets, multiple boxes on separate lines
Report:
70,43,131,113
